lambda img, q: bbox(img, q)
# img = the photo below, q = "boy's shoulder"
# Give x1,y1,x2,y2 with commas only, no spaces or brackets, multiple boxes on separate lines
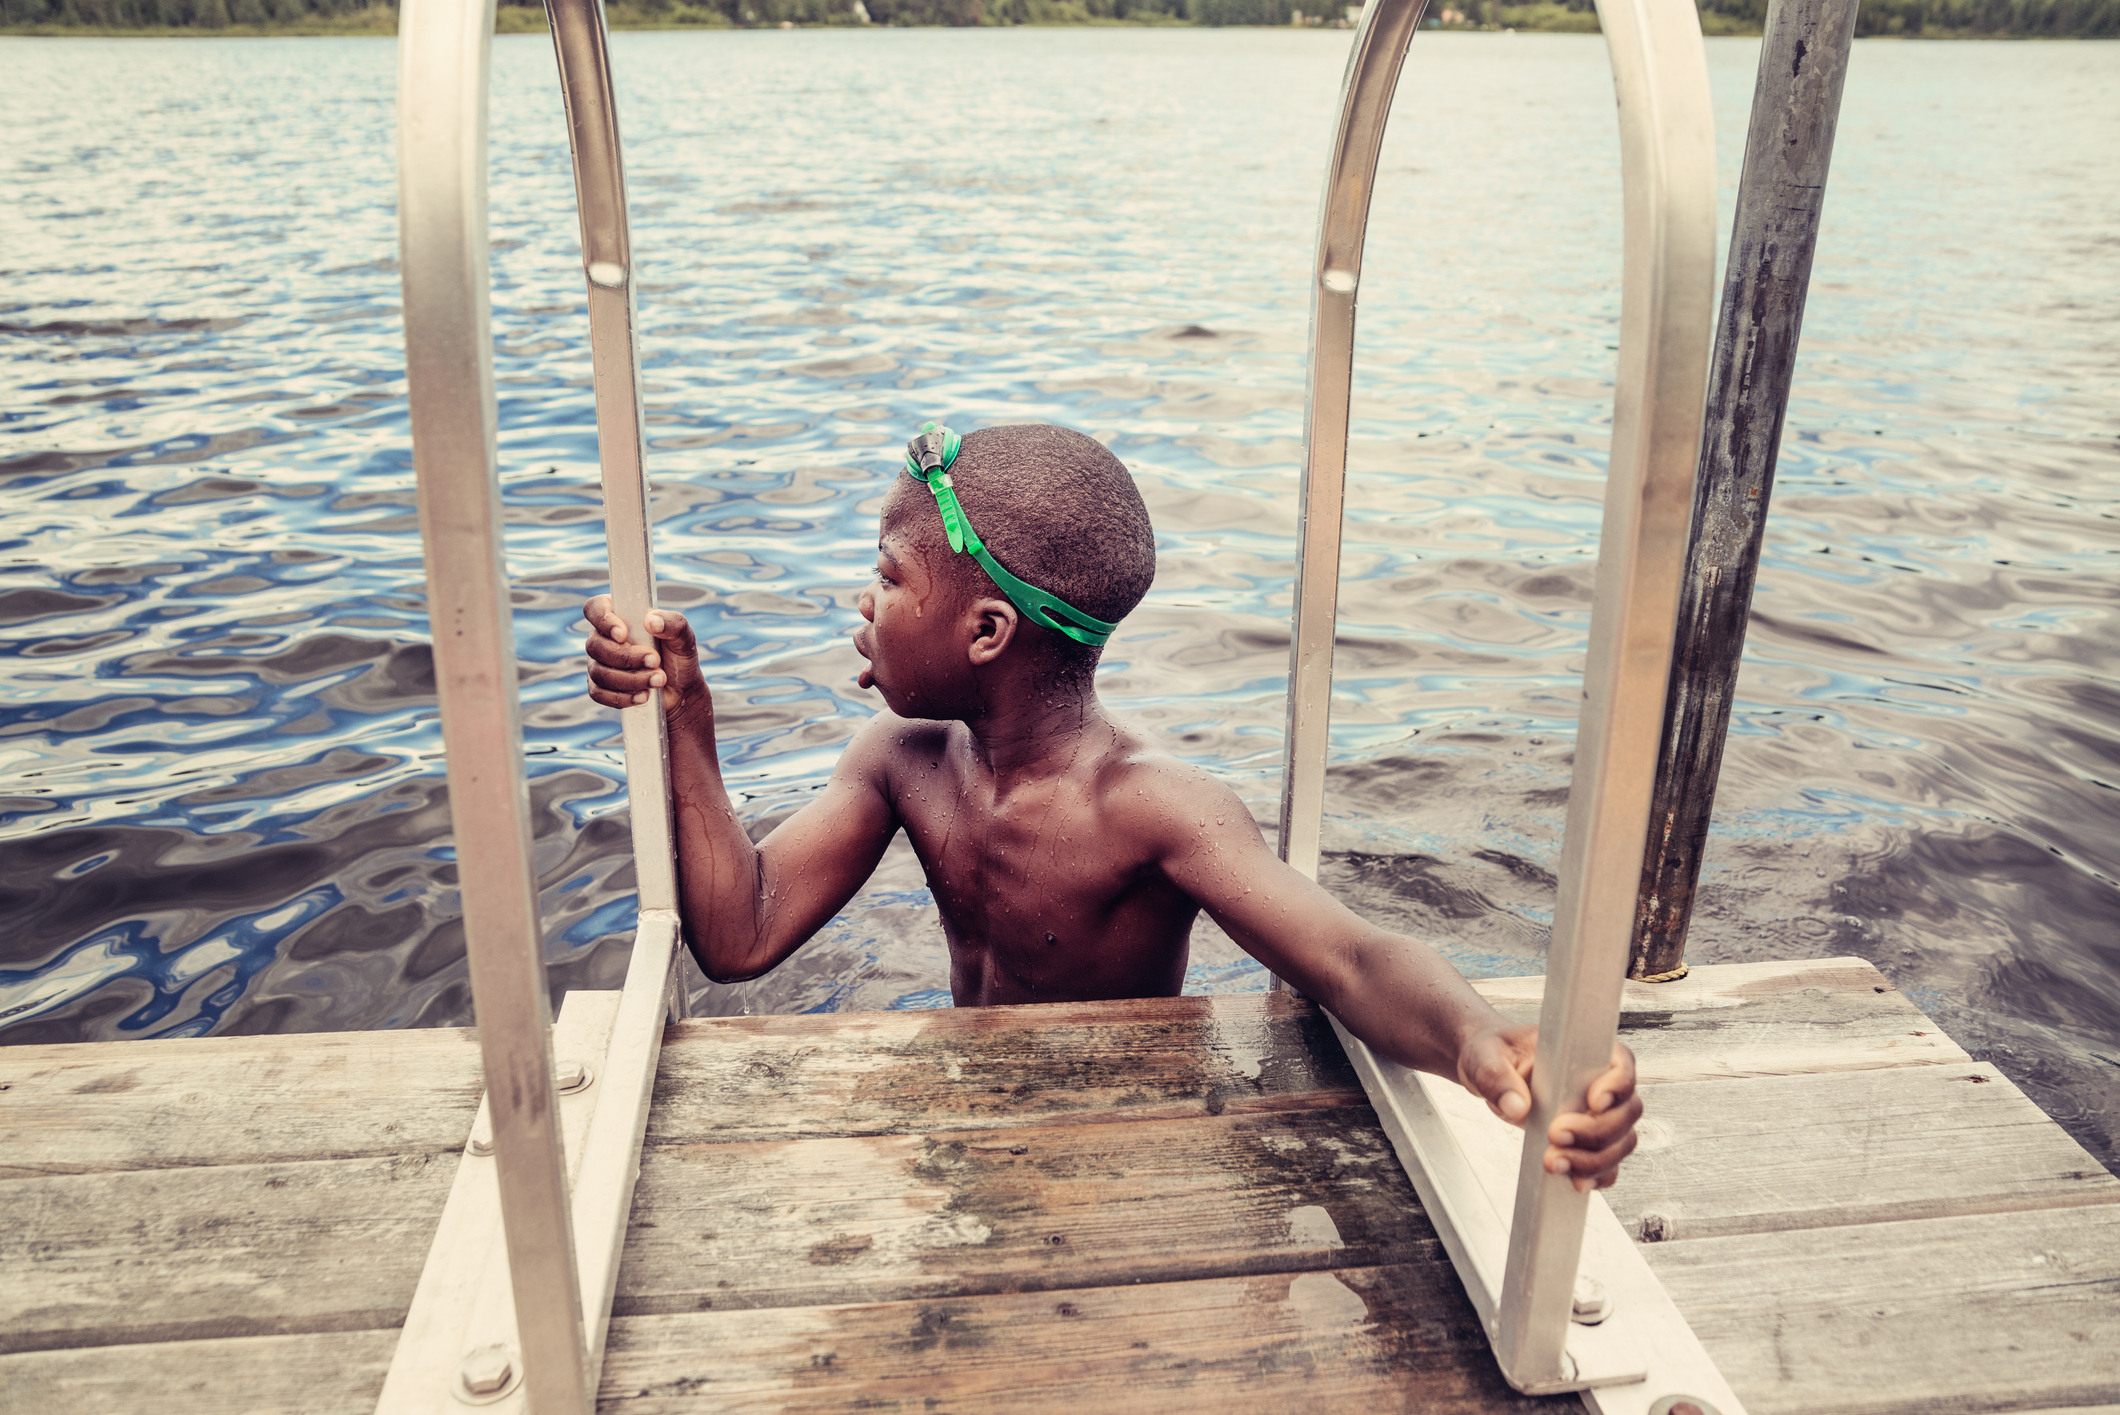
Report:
847,709,1246,834
1080,725,1262,862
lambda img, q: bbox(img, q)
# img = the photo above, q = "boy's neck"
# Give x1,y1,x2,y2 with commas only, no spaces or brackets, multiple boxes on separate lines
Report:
961,673,1110,779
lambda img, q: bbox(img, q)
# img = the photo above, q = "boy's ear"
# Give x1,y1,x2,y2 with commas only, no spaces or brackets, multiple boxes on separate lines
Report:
965,596,1019,666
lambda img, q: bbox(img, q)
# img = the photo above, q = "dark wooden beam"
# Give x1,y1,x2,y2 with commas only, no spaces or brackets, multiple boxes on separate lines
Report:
1630,0,1864,982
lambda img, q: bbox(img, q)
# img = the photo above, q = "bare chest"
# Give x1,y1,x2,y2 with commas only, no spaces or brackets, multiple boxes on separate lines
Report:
892,768,1134,938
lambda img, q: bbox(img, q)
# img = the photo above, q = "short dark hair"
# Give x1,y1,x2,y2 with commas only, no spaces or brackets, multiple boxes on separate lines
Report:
894,423,1156,673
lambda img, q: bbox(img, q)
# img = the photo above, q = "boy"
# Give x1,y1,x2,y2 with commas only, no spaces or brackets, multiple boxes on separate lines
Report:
584,423,1639,1191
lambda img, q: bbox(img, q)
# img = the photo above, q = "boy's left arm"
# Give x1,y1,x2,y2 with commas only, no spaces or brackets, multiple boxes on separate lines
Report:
1140,766,1641,1191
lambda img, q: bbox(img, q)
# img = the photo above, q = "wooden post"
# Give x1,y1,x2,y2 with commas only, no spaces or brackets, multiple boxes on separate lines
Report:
1629,0,1862,983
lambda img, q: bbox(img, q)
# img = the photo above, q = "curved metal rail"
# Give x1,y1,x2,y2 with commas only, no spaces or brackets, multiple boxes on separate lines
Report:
379,2,686,1411
1495,0,1719,1389
546,0,679,923
542,0,689,1384
1275,0,1430,886
391,0,593,1407
1276,0,1724,1401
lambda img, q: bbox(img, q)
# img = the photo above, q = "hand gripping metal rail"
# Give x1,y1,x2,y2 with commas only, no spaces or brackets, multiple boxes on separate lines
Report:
376,0,683,1410
1274,0,1743,1408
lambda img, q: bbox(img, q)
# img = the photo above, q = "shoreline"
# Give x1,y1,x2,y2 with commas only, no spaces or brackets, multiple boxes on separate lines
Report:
3,10,2114,36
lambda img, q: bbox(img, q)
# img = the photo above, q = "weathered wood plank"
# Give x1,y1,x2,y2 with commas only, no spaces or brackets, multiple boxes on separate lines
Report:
0,1028,484,1178
646,958,1951,1147
616,1107,1433,1316
598,1264,1548,1414
1472,956,1972,1084
0,1329,397,1414
1607,1061,2120,1241
648,992,1364,1144
1643,1203,2120,1415
2,1151,456,1355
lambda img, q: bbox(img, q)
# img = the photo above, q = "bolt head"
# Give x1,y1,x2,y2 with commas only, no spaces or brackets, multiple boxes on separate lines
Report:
459,1343,515,1397
1649,1397,1721,1415
555,1059,591,1093
1571,1274,1611,1324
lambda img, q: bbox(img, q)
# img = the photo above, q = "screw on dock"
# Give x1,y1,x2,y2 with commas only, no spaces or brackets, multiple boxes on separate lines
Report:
456,1343,516,1399
1570,1274,1611,1325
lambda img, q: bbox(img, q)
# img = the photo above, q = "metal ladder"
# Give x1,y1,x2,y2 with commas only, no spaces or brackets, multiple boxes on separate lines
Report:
372,0,1859,1405
375,0,681,1408
1279,0,1857,1406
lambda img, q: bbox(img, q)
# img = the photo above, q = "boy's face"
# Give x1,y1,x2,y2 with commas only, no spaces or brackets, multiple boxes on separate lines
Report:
853,485,975,720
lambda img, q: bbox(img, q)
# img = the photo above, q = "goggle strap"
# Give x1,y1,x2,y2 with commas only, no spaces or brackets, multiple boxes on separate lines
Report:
900,423,1119,649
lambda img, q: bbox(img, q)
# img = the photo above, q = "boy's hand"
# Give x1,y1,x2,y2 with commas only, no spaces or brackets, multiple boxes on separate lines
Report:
1458,1025,1641,1192
582,595,705,719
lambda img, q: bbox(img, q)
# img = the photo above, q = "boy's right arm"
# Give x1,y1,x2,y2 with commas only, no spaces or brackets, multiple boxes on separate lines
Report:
582,596,899,983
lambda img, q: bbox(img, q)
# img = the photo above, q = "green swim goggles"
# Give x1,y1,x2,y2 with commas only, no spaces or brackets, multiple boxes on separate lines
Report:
902,423,1120,649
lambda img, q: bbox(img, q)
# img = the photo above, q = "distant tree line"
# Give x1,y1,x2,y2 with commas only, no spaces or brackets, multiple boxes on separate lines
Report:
1554,0,2120,32
1697,0,2119,34
4,0,2114,34
3,0,369,25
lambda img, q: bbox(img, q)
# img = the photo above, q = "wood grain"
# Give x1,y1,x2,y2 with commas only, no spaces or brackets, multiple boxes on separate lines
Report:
643,957,1952,1150
1644,1203,2120,1415
647,992,1362,1145
616,1106,1435,1316
1471,956,1972,1084
0,1028,484,1177
2,1151,456,1354
0,1329,397,1414
598,1264,1550,1414
1607,1061,2120,1240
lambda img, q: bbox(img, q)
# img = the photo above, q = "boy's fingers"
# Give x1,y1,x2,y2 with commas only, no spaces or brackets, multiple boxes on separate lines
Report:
587,662,660,696
1463,1043,1532,1125
1545,1129,1638,1189
1587,1043,1639,1116
584,634,654,671
646,608,698,656
1549,1090,1642,1151
583,604,704,716
581,594,629,644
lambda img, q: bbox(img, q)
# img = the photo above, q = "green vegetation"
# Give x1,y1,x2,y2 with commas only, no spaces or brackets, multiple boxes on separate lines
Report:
1465,0,2120,33
2,0,2112,36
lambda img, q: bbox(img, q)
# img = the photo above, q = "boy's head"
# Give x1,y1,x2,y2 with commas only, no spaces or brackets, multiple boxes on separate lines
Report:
881,423,1155,683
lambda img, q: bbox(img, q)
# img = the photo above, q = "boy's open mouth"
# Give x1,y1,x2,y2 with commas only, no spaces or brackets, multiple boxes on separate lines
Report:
853,632,876,691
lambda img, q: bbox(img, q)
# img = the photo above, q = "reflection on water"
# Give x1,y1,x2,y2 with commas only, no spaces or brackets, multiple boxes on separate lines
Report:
0,32,2115,1167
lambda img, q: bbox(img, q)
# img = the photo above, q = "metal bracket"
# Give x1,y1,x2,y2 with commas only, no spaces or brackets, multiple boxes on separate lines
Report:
1330,1016,1746,1410
376,914,682,1415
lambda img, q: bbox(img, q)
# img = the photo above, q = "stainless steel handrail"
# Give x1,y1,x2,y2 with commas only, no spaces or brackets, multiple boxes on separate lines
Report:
1275,0,1719,1396
1275,0,1430,892
542,0,689,1386
545,0,680,923
1492,0,1718,1387
395,0,593,1406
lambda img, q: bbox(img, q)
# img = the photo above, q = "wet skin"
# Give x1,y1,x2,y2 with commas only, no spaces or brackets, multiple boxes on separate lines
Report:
582,485,1642,1189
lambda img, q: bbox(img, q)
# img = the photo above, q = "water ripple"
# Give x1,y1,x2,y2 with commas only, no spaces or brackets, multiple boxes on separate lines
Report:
1,31,2115,1167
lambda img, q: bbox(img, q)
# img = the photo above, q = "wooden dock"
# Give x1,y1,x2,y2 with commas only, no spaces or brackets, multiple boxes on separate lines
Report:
5,956,2117,1413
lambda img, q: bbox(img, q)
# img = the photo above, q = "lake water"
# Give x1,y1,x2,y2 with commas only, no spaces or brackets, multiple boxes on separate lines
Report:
2,29,2115,1168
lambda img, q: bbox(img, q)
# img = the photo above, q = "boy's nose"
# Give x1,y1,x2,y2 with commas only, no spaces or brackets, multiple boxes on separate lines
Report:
857,588,875,621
